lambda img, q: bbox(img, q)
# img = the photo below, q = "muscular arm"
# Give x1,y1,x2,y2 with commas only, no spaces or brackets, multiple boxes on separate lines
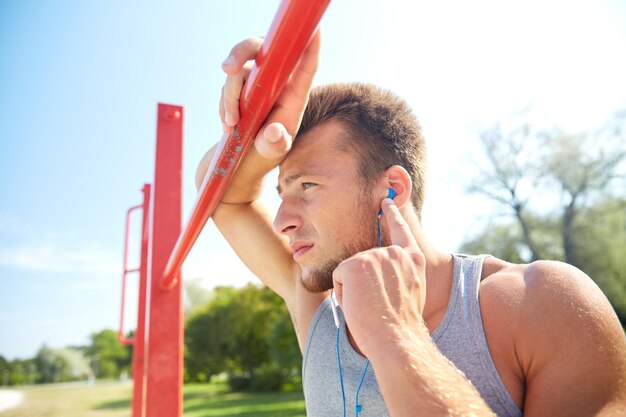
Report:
515,261,626,416
368,260,626,417
369,324,495,416
195,143,296,298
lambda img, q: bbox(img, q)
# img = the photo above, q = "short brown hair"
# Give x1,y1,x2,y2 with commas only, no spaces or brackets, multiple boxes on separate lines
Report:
298,83,427,218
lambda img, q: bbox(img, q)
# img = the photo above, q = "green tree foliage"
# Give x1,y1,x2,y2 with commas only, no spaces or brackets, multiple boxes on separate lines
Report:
1,357,38,386
1,328,132,385
570,199,626,320
185,284,301,391
33,345,92,383
0,355,8,385
461,199,626,322
85,329,131,379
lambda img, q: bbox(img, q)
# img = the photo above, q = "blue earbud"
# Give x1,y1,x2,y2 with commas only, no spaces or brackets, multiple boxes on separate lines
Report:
378,188,396,217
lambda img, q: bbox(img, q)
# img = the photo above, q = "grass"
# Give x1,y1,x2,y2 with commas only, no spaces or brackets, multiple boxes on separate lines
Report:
1,380,306,417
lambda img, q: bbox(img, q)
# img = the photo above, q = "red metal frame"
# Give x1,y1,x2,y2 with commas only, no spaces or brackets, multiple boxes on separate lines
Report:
161,0,331,288
118,184,151,417
145,104,184,417
133,184,151,417
119,203,143,346
120,2,332,416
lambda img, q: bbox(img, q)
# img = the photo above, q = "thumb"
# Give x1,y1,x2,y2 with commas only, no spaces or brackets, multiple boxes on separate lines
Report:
254,122,293,160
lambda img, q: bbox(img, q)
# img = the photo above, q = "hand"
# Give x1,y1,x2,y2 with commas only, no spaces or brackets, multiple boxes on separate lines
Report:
219,30,321,161
332,197,427,358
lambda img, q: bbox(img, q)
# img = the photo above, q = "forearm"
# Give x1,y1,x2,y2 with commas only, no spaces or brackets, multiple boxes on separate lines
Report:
369,324,495,417
212,200,295,295
195,140,282,203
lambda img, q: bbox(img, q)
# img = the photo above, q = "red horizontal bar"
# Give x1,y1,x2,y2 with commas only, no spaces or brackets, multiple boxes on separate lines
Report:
161,0,330,289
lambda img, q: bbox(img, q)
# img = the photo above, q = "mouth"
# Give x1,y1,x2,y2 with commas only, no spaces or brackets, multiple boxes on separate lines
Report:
290,241,313,260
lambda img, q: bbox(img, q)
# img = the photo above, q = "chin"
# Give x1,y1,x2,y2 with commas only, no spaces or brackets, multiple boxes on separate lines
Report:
300,264,335,293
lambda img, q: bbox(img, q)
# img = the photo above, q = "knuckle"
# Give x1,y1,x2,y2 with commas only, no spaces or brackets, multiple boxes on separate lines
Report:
409,250,425,266
350,255,375,273
387,245,404,259
232,37,263,58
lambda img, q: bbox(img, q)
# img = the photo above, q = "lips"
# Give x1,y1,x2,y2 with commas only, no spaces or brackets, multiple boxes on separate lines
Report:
290,241,313,260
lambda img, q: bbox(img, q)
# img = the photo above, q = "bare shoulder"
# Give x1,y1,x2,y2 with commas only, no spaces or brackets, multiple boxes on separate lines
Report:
479,258,626,415
482,259,623,342
479,258,622,336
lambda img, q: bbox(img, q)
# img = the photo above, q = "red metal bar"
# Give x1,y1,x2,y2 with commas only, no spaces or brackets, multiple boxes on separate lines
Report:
119,203,143,346
161,0,331,289
132,183,151,417
145,104,184,417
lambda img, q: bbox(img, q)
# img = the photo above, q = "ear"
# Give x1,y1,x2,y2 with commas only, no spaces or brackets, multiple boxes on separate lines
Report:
383,165,412,209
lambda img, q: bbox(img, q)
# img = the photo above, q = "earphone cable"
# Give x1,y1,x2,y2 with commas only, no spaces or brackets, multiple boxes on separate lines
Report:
336,326,347,417
355,360,370,416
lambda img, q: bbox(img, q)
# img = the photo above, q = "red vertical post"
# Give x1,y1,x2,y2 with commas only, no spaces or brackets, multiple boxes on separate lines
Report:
145,104,184,417
132,183,151,417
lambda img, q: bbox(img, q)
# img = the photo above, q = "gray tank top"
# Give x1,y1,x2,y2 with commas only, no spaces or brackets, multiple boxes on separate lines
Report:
302,254,522,417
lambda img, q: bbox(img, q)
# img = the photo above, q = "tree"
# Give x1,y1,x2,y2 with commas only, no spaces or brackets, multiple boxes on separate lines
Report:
33,345,91,383
4,358,38,386
461,199,626,323
85,329,131,379
464,112,626,322
569,199,626,320
185,284,300,391
185,286,238,382
467,122,545,261
468,112,626,268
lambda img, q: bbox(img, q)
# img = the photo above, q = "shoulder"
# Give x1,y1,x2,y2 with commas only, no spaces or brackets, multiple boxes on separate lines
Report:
480,258,623,355
479,258,626,414
481,259,620,336
479,258,619,326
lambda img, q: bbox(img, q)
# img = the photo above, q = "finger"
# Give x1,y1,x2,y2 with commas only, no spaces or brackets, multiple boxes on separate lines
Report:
222,37,264,75
254,122,292,160
380,198,419,249
286,28,321,99
219,87,233,134
265,29,321,136
223,61,253,128
223,71,244,126
332,263,345,309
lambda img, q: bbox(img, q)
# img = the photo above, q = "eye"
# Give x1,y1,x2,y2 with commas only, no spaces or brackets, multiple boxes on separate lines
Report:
302,182,317,190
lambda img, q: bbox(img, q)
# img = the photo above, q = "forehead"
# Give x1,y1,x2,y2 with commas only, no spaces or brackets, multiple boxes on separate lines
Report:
278,121,359,181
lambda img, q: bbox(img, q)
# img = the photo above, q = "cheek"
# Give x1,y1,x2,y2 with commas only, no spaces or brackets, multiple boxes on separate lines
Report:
318,197,372,237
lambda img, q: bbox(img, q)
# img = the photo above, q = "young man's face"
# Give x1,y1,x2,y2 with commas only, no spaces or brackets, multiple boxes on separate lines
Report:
274,121,380,293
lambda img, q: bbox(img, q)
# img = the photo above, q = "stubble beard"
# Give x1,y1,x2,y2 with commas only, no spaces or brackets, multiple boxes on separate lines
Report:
300,192,379,293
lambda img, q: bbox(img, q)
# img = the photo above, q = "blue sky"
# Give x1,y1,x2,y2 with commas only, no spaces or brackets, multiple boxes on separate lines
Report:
1,0,625,360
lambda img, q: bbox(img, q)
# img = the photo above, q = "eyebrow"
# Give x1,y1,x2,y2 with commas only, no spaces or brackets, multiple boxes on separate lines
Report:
276,172,305,196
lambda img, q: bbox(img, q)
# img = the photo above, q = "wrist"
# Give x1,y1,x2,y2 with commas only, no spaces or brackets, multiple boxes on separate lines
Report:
365,319,430,364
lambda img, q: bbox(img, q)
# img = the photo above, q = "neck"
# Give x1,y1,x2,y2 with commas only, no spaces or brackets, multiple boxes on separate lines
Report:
402,210,455,332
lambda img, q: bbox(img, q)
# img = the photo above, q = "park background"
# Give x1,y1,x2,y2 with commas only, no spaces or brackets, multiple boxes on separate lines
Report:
1,0,625,414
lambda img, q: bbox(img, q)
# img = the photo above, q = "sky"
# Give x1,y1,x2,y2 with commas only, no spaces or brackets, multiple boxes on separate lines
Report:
1,0,625,360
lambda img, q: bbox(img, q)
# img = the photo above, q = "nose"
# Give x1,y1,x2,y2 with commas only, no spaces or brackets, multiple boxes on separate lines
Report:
272,200,302,236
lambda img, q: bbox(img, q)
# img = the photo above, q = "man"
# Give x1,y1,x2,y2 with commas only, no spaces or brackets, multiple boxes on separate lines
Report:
197,32,626,416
